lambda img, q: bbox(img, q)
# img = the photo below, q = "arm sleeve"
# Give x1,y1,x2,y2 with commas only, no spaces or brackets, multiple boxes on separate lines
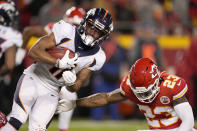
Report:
174,102,194,131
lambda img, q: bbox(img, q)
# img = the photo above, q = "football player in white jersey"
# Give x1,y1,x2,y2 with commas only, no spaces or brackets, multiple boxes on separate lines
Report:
22,7,86,131
1,8,113,131
0,0,22,76
57,58,196,131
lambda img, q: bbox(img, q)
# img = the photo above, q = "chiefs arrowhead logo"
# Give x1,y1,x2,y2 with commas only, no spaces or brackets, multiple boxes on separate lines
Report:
150,64,159,79
160,96,170,104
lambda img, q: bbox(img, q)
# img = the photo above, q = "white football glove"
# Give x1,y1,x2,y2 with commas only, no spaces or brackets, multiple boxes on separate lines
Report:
56,50,78,69
62,70,76,86
56,99,76,114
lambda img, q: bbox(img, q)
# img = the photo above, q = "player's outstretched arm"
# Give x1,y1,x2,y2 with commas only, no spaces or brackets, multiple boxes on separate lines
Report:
76,89,126,107
56,89,126,113
173,96,195,131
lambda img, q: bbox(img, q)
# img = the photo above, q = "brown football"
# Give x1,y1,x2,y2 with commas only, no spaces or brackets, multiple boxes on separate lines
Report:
47,47,75,59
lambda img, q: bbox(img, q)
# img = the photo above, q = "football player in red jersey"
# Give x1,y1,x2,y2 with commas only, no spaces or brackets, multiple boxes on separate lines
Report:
57,57,196,131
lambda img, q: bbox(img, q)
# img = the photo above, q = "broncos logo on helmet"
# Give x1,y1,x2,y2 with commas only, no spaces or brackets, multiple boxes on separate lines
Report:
0,0,18,26
78,8,113,47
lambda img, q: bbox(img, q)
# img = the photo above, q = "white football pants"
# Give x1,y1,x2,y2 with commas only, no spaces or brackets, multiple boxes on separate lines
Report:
1,74,59,131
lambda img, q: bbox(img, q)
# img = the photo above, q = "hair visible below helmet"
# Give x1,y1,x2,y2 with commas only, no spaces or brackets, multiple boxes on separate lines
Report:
0,1,18,26
78,8,113,47
64,7,85,26
129,58,160,103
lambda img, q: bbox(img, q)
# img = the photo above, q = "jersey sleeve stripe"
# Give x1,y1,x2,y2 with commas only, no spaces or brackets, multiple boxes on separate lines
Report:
173,85,188,100
57,38,71,46
14,74,27,113
88,58,96,67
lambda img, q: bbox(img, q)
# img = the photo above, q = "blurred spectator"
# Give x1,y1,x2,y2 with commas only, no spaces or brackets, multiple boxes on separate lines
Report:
189,0,197,27
173,0,190,27
90,33,127,120
78,0,94,11
128,23,164,69
176,27,197,119
135,0,159,26
113,0,138,33
38,0,74,26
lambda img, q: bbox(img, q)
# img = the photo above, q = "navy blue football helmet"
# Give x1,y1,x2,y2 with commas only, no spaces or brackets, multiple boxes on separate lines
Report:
0,0,18,26
79,8,113,47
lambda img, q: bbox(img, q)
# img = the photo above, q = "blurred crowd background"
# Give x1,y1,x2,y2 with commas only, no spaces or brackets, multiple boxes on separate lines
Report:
1,0,197,121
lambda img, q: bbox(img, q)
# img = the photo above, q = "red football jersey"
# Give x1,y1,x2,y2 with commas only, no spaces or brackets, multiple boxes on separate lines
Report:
120,72,188,130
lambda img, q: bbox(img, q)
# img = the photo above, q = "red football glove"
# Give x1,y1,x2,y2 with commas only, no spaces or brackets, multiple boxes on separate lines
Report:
0,112,7,128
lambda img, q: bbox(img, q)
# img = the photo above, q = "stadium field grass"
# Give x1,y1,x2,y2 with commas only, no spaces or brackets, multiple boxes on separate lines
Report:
19,119,197,131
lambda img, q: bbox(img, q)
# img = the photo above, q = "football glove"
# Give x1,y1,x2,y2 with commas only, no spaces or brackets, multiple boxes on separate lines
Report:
62,70,76,86
56,99,76,114
56,50,78,69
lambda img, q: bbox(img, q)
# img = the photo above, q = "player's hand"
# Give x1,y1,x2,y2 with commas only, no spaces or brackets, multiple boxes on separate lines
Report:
62,70,76,86
56,99,76,113
57,50,78,69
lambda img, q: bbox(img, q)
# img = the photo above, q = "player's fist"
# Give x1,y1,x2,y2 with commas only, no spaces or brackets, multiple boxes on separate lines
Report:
0,112,7,128
56,99,76,113
56,50,78,69
62,70,76,86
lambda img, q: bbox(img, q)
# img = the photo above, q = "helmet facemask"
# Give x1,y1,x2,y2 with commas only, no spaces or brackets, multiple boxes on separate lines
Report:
80,21,109,47
131,77,160,103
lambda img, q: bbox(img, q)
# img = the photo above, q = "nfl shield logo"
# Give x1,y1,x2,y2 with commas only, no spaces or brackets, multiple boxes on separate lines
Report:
160,96,170,104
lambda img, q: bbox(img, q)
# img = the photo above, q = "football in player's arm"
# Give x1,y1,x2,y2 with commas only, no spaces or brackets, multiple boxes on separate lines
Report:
57,58,196,131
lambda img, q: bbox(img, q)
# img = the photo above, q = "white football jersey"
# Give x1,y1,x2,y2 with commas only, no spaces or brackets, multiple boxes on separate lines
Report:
24,20,106,91
0,25,22,58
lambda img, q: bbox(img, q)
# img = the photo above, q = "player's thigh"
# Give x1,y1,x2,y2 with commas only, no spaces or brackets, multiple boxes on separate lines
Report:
29,89,59,129
9,74,37,123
